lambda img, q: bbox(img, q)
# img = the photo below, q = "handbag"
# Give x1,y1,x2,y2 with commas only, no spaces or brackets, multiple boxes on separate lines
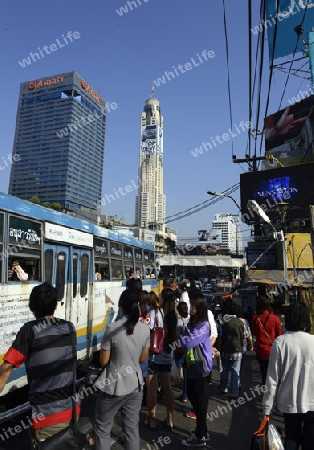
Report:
186,344,209,379
150,309,166,354
251,416,269,450
37,324,84,450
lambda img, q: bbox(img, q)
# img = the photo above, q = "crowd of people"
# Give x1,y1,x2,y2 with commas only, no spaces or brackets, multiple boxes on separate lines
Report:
0,279,313,449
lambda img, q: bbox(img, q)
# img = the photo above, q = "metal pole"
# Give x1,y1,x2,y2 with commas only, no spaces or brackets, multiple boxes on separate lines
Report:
280,230,290,304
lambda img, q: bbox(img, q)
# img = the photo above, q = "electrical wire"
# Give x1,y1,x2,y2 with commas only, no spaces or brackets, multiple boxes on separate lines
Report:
258,0,281,159
277,4,309,111
165,184,240,224
253,0,266,160
222,0,234,158
248,0,253,160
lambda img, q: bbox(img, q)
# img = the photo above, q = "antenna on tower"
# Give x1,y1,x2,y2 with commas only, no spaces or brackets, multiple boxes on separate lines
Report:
151,83,155,98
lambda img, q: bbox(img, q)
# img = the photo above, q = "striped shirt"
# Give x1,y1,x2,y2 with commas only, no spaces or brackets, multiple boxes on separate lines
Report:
4,317,78,429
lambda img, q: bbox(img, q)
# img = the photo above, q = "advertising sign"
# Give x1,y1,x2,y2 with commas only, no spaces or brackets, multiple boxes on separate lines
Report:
266,0,314,60
240,164,314,223
264,96,314,169
142,125,156,141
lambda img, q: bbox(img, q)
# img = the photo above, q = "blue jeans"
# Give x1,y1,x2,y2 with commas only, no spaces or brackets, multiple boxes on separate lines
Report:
220,357,242,397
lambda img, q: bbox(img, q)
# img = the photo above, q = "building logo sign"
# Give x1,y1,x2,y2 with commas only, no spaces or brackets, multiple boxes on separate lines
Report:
29,76,64,89
81,80,101,102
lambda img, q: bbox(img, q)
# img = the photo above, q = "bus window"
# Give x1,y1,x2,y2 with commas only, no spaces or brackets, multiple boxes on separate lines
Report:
80,254,89,297
56,252,66,301
94,237,110,280
110,242,123,279
123,245,134,280
8,215,42,281
111,259,123,279
95,262,110,280
73,253,78,298
44,250,53,284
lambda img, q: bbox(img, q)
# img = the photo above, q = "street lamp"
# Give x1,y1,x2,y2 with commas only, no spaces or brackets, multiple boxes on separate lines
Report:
207,190,242,212
247,199,289,304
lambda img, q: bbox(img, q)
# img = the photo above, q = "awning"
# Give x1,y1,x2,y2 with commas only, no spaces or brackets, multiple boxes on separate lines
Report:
246,269,311,288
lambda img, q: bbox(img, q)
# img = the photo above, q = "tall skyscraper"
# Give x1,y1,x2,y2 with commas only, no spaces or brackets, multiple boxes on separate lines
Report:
9,71,106,215
135,89,165,229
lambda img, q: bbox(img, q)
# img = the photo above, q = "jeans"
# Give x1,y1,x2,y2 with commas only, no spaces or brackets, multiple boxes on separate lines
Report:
220,357,242,397
283,412,314,450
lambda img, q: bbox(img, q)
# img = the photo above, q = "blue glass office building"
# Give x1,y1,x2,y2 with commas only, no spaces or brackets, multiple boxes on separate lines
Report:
9,71,106,215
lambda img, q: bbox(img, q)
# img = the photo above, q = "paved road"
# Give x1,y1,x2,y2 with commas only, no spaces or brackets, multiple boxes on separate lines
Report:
79,352,285,449
0,352,284,449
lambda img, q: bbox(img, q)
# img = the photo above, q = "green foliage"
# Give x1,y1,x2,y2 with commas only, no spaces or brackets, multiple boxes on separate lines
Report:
29,196,40,204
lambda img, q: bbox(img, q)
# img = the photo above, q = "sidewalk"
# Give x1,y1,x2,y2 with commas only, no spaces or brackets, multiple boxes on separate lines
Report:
79,351,284,449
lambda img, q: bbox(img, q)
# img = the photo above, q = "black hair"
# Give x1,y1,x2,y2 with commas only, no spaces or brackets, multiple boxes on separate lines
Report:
126,277,135,289
163,278,173,288
139,290,150,319
189,290,208,324
162,290,177,352
133,278,143,291
29,282,58,319
118,289,140,335
256,295,272,315
223,300,242,317
177,301,188,319
285,302,311,333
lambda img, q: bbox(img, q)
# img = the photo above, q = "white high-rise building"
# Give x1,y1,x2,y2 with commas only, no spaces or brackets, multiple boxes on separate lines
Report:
212,213,242,254
135,90,165,229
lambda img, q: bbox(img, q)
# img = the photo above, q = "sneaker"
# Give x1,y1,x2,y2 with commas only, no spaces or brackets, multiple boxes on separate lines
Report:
186,412,210,420
190,429,210,443
181,435,206,447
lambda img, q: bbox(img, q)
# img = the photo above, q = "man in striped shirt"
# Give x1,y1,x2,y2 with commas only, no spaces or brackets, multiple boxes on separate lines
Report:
0,282,78,444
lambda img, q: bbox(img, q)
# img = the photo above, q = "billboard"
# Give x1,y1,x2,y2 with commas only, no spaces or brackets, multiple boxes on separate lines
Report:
198,229,222,245
264,96,314,169
266,0,314,60
141,125,156,141
240,163,314,223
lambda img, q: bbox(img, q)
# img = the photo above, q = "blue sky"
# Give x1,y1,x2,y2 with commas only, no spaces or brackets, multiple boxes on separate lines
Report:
0,0,309,241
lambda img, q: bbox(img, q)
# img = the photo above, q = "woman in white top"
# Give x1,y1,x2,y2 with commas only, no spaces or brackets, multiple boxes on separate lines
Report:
263,302,314,450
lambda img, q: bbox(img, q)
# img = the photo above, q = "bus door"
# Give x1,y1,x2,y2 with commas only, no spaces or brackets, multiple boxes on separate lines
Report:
70,248,93,360
43,244,69,320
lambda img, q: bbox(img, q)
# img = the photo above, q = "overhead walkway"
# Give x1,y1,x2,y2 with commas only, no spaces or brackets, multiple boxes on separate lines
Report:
157,254,245,268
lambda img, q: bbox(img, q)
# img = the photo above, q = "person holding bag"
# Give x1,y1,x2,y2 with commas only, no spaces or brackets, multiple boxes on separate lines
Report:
179,292,212,448
93,289,150,450
262,302,314,450
252,295,282,385
146,290,177,431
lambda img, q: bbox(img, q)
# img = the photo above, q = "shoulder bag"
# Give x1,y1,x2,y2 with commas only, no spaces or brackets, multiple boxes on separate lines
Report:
37,323,85,450
150,309,166,355
257,316,273,345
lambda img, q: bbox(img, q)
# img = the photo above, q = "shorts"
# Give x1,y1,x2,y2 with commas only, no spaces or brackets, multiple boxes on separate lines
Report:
147,360,172,375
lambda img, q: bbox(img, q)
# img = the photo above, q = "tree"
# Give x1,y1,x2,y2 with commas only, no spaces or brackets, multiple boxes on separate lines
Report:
29,196,40,204
50,203,62,211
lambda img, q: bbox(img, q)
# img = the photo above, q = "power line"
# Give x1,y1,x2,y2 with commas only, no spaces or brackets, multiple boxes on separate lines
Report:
165,183,240,224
